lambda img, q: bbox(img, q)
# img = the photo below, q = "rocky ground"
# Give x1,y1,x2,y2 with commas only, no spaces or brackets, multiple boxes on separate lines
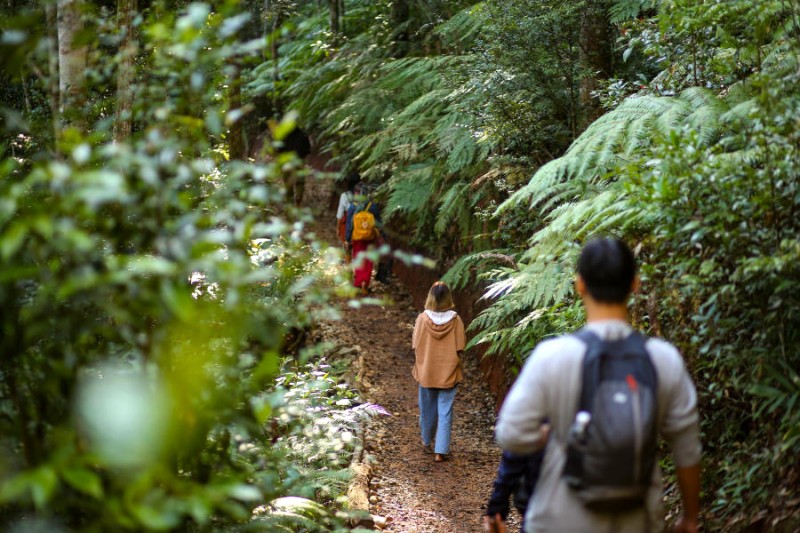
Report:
303,176,521,532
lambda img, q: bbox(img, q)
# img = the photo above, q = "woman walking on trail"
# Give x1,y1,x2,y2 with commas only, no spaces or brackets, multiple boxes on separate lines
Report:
412,281,466,463
345,182,382,295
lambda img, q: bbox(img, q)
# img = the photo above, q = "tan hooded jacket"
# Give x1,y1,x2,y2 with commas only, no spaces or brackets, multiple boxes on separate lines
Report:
411,311,466,389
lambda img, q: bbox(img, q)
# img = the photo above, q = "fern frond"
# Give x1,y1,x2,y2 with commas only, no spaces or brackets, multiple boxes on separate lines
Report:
439,123,481,174
378,56,455,93
253,497,329,531
435,2,486,49
384,162,437,219
434,182,471,236
441,249,517,289
496,90,732,214
609,0,656,23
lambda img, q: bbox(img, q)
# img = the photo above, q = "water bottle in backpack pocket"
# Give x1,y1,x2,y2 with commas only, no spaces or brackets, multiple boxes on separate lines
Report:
562,329,658,513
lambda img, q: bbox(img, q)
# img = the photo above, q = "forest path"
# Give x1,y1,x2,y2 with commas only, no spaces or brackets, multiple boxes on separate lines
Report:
302,175,521,532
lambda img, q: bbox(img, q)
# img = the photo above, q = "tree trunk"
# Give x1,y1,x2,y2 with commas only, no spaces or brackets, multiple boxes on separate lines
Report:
263,0,281,118
113,0,137,143
44,1,60,141
57,0,87,129
390,0,410,58
329,0,339,37
578,0,612,128
228,61,244,160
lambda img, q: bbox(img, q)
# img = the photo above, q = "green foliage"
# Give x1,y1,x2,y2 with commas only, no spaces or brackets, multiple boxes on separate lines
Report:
245,0,800,526
266,2,501,259
459,2,800,526
498,87,740,216
471,0,586,159
609,0,657,24
623,62,800,524
0,1,362,530
440,249,516,290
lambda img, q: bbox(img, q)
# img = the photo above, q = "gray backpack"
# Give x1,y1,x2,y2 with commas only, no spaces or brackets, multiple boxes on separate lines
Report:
562,329,658,512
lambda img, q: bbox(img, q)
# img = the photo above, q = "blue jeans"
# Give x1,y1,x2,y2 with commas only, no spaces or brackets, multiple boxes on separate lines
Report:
418,385,457,454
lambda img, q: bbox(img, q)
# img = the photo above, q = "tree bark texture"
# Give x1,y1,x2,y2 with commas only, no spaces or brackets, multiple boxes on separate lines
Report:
44,1,61,140
329,0,340,36
228,62,244,161
113,0,137,143
57,0,87,128
578,0,612,128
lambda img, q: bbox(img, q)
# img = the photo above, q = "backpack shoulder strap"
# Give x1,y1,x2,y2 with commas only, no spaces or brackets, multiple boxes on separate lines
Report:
573,328,600,347
573,328,601,413
572,328,648,353
571,328,652,412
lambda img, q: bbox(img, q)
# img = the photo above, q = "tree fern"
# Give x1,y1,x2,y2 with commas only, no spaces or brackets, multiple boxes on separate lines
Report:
435,2,486,50
609,0,657,23
480,88,742,359
441,248,517,289
434,181,472,236
384,162,437,219
252,496,331,532
498,88,733,214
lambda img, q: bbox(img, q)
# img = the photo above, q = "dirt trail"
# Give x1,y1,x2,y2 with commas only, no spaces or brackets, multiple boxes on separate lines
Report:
302,176,521,532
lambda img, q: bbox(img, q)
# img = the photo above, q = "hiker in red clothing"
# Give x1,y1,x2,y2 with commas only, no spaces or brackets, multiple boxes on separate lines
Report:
345,182,382,295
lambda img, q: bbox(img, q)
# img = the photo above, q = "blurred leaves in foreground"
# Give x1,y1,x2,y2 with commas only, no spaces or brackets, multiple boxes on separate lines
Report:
0,0,367,530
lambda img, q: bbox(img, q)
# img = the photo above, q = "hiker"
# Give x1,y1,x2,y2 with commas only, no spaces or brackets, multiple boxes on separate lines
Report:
411,281,466,463
483,449,545,533
495,238,701,533
336,172,360,260
277,128,311,206
345,182,382,295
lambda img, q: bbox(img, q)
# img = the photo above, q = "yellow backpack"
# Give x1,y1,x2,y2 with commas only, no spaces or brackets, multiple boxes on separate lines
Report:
352,202,376,241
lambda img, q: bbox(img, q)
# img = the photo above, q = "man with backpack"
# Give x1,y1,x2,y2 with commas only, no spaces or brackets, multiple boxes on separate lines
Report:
495,238,701,533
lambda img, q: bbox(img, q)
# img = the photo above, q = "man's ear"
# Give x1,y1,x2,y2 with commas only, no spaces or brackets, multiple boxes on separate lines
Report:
575,274,587,297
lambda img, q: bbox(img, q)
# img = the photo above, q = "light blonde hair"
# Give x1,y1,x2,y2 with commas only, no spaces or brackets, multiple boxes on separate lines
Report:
424,281,455,312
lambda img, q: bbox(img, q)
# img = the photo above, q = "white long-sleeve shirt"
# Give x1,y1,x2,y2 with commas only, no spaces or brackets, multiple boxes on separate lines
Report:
495,319,701,533
336,191,353,220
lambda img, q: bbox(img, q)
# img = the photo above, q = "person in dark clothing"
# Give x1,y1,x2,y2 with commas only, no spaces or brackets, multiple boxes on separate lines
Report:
276,128,311,206
484,449,545,533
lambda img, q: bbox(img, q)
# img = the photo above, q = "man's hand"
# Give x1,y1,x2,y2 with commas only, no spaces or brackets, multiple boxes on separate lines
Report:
539,423,551,445
483,513,506,533
675,463,700,533
673,516,699,533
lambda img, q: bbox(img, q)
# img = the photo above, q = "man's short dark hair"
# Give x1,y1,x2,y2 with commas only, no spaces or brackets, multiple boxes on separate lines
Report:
345,172,360,190
577,238,637,304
